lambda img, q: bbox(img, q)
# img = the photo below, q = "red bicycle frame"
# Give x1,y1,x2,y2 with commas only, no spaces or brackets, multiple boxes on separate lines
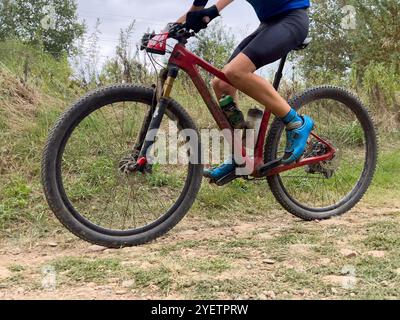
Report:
166,43,335,177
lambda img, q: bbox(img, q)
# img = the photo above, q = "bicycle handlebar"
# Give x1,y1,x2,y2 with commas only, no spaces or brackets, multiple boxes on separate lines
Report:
166,23,196,41
140,23,196,52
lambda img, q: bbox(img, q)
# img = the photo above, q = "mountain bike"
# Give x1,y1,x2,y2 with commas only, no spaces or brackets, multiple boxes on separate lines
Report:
41,24,378,248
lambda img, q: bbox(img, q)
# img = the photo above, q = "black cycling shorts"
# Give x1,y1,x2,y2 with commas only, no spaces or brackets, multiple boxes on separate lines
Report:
228,9,310,69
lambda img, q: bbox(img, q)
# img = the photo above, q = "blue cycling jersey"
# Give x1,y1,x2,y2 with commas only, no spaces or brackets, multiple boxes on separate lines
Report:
193,0,310,22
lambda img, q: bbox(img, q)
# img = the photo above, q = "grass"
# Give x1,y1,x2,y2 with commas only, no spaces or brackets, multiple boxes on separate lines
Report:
47,256,174,293
8,265,26,273
159,240,203,256
272,227,321,246
0,178,32,226
133,266,172,292
0,58,399,300
189,257,231,274
0,188,399,299
179,279,250,300
371,148,400,190
0,274,26,289
363,235,400,251
51,257,123,284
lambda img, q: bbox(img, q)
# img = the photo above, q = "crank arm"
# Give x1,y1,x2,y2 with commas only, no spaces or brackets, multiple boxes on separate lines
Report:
257,158,283,177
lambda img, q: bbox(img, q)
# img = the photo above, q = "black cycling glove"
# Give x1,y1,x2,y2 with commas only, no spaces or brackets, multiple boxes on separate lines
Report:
186,5,220,33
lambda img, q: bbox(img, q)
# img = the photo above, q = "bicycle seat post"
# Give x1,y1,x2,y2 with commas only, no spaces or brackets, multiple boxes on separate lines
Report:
273,54,288,91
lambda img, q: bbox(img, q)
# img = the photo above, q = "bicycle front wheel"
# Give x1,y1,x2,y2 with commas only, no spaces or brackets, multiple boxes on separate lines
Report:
42,85,203,248
265,86,378,220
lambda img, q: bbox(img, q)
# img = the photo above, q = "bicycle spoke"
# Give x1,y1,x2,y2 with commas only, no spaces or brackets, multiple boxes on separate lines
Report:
61,101,190,232
276,98,367,209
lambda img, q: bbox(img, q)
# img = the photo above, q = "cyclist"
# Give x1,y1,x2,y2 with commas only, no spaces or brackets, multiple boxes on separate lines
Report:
177,0,315,180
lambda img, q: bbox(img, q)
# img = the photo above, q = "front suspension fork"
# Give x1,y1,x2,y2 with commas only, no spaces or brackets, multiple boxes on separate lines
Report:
136,65,179,164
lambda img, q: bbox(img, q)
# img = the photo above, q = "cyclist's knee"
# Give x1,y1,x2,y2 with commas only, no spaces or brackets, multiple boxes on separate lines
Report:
224,65,246,83
212,77,231,93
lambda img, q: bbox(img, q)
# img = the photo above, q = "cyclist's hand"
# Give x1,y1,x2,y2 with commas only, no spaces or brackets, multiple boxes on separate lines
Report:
186,5,219,33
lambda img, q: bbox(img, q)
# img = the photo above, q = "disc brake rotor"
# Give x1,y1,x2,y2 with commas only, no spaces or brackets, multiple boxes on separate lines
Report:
118,152,153,175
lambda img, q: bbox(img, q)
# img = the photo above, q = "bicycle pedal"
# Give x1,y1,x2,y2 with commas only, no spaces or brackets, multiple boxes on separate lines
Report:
257,158,283,176
215,171,239,187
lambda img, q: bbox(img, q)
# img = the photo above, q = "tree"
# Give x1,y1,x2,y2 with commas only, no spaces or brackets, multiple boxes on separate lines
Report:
297,0,354,82
188,20,236,85
298,0,399,83
350,0,400,77
0,0,85,57
190,20,236,70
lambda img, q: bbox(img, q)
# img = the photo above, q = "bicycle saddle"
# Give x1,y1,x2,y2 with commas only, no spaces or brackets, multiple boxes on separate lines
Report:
295,37,312,51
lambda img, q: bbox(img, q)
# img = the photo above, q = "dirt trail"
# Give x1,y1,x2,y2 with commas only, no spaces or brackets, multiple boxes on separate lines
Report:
1,203,399,300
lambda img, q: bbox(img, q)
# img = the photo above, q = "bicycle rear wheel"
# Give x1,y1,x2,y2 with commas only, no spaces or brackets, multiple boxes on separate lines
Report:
42,85,203,247
265,86,378,220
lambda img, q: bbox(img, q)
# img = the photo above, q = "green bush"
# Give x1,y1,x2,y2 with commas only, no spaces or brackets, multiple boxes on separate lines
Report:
361,63,400,113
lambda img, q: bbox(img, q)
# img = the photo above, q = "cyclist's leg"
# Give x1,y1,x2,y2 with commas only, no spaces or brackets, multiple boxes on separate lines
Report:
206,26,265,180
225,55,313,164
212,25,264,100
207,10,311,180
223,10,309,115
222,9,313,164
224,54,291,117
212,69,237,101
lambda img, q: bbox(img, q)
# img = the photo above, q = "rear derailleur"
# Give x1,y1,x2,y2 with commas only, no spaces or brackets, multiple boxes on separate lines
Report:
305,140,338,179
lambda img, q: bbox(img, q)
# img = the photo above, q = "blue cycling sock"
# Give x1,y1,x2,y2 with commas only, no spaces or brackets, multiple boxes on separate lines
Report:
281,108,304,130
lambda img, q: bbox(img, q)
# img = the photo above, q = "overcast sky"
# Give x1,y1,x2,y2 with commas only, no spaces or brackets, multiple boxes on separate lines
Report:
76,1,258,59
75,0,289,75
